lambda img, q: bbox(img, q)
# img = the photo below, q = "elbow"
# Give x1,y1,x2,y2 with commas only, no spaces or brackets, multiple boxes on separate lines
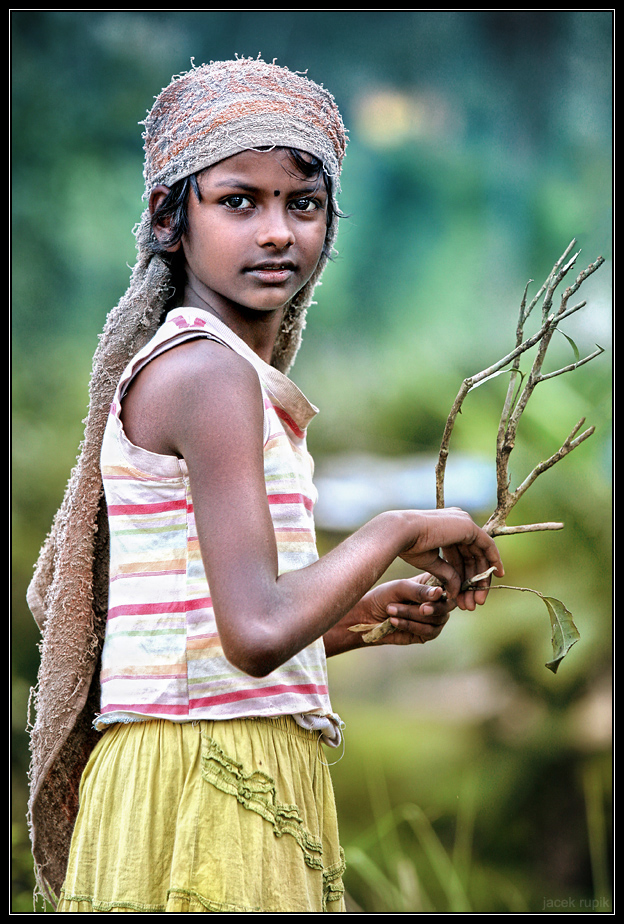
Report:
235,655,278,679
220,620,286,678
226,647,282,679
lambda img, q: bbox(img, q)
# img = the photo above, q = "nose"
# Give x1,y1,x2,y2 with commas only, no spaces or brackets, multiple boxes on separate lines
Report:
256,203,295,250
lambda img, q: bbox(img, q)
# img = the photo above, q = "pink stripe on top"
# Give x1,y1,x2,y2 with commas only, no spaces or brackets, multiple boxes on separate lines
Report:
96,308,335,730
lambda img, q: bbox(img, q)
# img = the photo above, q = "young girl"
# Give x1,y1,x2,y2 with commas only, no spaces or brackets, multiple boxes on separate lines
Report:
27,58,503,913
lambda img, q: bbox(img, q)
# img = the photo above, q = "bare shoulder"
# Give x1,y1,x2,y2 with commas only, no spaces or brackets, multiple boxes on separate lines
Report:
121,336,263,457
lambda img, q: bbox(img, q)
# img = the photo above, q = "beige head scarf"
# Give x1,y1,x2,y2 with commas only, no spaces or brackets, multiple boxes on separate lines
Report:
26,56,347,905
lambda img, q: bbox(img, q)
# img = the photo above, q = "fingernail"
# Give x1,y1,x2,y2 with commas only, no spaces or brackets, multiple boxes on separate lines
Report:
386,605,398,616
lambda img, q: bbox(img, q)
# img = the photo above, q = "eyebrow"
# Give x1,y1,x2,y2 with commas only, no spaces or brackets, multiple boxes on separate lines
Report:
211,179,261,192
211,178,325,197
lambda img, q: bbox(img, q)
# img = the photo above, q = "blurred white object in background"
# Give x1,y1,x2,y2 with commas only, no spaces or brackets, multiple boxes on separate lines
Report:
313,452,494,532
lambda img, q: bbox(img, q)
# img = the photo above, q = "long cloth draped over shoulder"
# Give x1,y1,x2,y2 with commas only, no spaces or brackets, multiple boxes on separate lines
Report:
25,246,173,905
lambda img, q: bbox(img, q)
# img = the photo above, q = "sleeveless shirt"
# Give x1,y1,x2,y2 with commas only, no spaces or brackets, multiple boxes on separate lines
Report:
96,308,341,741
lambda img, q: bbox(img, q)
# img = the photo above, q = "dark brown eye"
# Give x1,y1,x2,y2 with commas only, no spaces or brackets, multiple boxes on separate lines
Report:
290,198,319,212
223,195,253,209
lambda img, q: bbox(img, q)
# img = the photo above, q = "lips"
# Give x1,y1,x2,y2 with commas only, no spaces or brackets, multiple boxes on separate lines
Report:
246,261,297,283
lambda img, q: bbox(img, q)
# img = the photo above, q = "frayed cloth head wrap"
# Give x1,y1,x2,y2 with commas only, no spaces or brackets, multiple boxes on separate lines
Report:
139,56,346,372
26,56,347,906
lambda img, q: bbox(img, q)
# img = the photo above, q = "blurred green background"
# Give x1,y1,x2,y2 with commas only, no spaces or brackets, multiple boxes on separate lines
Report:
12,10,612,913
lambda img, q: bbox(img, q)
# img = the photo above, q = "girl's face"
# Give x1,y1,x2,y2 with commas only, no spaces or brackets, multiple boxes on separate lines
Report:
178,148,329,320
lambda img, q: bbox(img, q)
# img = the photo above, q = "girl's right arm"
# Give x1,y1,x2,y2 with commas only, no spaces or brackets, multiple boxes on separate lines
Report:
121,337,504,678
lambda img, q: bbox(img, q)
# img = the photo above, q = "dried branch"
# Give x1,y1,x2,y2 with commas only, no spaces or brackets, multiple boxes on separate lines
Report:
435,240,605,537
356,241,605,669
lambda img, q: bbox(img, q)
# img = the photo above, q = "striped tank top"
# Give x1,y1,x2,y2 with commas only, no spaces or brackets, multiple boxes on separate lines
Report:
96,308,340,742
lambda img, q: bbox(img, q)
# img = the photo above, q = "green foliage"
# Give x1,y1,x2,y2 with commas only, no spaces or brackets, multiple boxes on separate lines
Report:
330,714,612,913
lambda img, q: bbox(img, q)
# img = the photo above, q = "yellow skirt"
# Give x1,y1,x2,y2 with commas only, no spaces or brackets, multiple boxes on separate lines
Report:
57,716,346,913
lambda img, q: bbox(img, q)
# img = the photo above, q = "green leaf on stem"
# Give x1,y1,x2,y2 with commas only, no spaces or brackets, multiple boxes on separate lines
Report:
542,594,581,673
470,579,581,672
556,329,580,362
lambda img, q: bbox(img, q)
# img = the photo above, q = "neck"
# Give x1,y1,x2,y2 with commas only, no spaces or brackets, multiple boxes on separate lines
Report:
182,271,285,365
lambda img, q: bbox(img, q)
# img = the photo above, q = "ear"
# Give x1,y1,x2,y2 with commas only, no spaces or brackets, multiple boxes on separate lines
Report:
148,184,182,253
